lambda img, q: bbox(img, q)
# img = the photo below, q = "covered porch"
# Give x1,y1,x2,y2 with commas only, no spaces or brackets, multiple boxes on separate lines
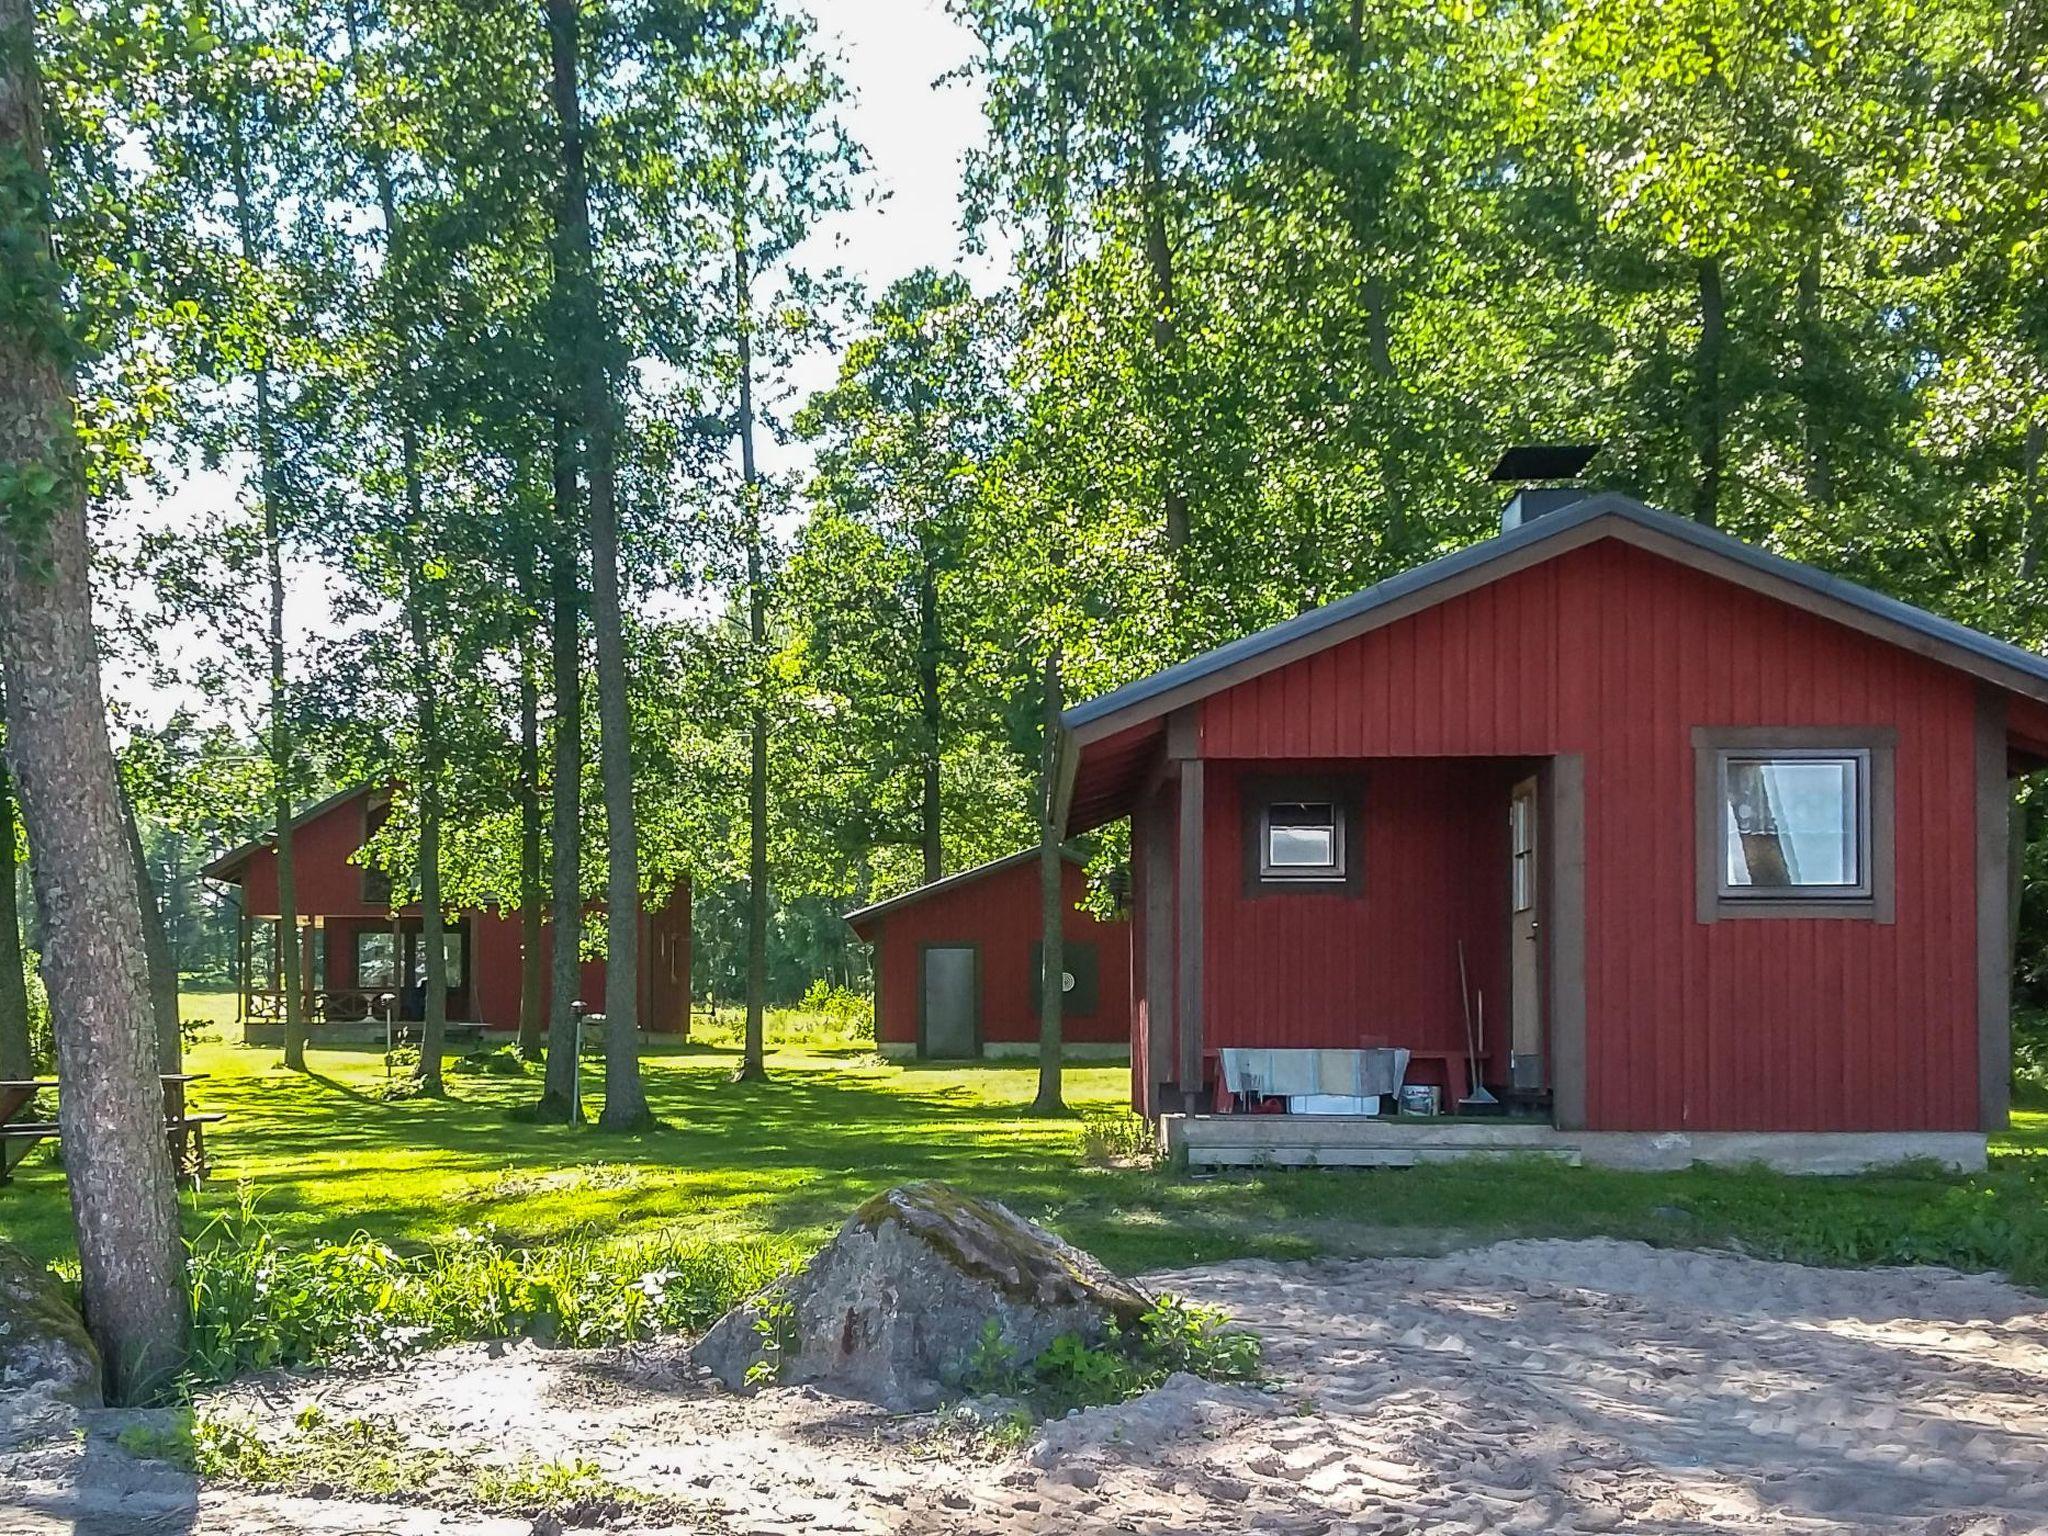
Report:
235,909,477,1031
1109,732,1585,1129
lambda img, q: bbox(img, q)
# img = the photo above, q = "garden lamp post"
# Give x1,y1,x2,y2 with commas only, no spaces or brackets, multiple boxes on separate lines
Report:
570,1000,588,1119
380,992,396,1078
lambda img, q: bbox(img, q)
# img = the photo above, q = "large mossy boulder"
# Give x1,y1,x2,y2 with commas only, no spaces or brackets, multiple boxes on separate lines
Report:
691,1181,1151,1409
0,1238,101,1414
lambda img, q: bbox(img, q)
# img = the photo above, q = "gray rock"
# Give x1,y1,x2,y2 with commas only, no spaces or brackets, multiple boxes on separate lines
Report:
691,1181,1152,1409
0,1237,100,1413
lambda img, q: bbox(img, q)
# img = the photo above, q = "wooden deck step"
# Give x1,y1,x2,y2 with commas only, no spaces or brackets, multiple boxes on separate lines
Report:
1162,1113,1584,1170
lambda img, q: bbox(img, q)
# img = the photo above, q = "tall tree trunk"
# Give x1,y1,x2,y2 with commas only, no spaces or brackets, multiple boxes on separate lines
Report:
0,0,188,1396
1796,244,1834,510
916,535,943,885
1691,255,1726,527
537,414,584,1119
122,797,182,1078
733,179,771,1084
222,61,306,1069
344,0,447,1095
1031,642,1066,1114
0,681,30,1082
1138,102,1188,557
546,0,647,1129
406,579,448,1095
517,617,546,1059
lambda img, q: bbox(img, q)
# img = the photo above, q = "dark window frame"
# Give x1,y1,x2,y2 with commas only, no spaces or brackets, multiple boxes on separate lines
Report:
1693,726,1896,923
1241,773,1365,897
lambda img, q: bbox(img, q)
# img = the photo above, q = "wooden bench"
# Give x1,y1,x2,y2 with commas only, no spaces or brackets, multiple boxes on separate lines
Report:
1,1075,224,1189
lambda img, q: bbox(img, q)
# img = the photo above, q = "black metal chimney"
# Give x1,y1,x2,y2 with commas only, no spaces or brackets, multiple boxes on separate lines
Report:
1489,444,1601,532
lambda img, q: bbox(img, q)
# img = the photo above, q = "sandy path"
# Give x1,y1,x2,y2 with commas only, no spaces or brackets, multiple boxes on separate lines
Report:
3,1238,2045,1534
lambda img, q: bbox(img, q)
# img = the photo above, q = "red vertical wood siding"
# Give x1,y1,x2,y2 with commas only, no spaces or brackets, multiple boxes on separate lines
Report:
1173,539,1983,1133
863,856,1131,1049
230,791,690,1032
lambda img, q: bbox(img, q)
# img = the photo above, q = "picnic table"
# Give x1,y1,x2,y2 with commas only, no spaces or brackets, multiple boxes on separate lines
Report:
0,1072,223,1189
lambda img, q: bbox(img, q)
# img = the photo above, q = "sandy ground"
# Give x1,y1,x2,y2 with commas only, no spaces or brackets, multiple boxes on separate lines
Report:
3,1238,2046,1534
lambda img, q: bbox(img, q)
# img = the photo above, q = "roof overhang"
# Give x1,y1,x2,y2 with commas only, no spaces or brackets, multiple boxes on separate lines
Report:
1055,493,2048,831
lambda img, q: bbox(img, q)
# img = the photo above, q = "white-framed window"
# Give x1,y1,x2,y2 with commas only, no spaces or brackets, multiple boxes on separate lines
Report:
1260,801,1345,880
1717,750,1869,898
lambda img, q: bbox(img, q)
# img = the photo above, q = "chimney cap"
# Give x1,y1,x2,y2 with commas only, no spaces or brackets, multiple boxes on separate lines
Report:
1488,443,1601,483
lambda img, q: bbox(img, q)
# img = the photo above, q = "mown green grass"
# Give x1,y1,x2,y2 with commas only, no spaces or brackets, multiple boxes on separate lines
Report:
5,993,2046,1288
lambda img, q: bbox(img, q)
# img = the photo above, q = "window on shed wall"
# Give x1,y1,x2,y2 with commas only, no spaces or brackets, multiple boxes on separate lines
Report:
1719,752,1868,897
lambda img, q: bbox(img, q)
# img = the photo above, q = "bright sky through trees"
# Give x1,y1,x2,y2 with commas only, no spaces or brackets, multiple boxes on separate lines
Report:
107,0,1001,728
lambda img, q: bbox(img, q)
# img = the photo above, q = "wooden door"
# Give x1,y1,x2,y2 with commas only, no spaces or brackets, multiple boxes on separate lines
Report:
1508,776,1543,1088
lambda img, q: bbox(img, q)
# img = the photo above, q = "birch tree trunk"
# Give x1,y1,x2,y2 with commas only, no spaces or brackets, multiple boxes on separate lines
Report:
0,0,188,1398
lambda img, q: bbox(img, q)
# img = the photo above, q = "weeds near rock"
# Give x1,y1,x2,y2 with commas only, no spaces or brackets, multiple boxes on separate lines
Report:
960,1294,1262,1417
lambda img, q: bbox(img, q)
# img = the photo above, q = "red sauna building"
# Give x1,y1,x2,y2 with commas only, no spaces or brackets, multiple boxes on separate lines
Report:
1057,486,2046,1172
846,850,1130,1059
205,784,690,1039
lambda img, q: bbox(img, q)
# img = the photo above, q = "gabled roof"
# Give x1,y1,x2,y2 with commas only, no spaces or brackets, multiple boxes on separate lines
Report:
843,847,1083,934
199,781,380,883
1057,492,2048,828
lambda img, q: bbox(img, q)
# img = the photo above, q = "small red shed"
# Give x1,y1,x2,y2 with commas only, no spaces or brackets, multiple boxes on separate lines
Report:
204,784,690,1039
846,850,1131,1059
1057,489,2048,1172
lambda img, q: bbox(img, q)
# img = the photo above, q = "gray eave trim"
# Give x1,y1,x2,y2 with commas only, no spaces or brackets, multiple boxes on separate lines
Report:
1061,494,2048,741
843,846,1084,928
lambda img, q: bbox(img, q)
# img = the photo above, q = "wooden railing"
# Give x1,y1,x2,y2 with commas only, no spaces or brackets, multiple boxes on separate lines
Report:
245,988,391,1025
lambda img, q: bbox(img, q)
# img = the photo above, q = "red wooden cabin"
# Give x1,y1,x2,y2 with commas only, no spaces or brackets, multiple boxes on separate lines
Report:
845,850,1130,1059
204,784,690,1039
1058,488,2048,1172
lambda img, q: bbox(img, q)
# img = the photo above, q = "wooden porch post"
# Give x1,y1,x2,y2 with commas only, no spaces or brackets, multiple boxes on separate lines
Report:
1168,708,1204,1107
1141,787,1174,1116
1546,753,1588,1131
235,906,249,1027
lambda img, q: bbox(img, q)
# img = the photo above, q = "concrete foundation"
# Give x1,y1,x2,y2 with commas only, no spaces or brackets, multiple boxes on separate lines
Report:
1160,1114,1987,1175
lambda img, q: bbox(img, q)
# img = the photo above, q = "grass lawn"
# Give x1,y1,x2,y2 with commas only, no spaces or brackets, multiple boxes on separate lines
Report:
6,991,2046,1286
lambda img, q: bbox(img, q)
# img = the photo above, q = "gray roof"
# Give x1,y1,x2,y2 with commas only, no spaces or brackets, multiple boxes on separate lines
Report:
1064,492,2048,737
843,847,1081,928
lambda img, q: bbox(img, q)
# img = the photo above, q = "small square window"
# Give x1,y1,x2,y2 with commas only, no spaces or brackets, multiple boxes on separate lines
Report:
1262,801,1344,880
1718,751,1868,898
